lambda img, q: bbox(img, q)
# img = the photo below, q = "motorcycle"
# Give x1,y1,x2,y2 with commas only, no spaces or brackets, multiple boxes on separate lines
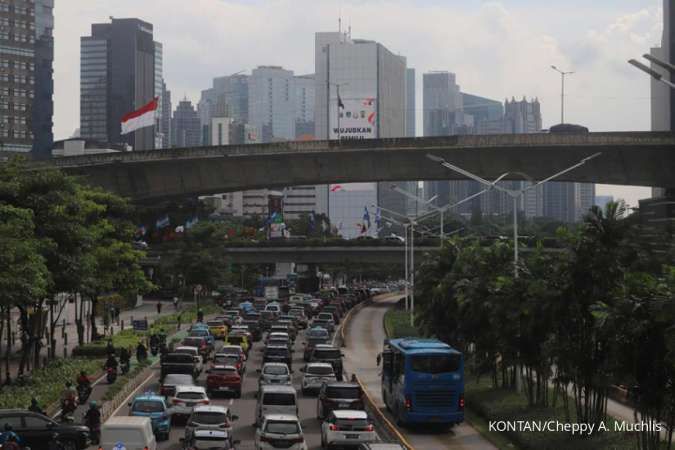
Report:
106,366,117,384
77,383,92,403
61,397,77,423
120,360,130,375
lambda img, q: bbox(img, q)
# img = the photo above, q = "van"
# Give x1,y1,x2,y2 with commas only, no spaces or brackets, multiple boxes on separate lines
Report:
100,416,157,450
255,385,298,426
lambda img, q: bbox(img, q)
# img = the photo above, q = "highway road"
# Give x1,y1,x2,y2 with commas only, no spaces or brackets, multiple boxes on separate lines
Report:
103,321,349,450
342,294,497,450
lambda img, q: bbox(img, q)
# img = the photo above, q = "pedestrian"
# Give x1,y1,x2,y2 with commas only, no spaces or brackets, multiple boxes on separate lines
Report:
176,312,182,331
156,301,162,315
173,297,179,311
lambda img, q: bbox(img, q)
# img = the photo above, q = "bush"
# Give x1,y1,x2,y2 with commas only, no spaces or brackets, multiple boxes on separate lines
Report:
0,358,103,410
72,329,144,358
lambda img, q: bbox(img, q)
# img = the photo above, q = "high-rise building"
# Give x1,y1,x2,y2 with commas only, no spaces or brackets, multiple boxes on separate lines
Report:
80,18,157,150
405,68,416,137
249,66,295,142
0,0,54,158
172,99,200,148
315,32,408,238
198,74,250,145
154,42,164,149
160,82,172,147
294,74,315,138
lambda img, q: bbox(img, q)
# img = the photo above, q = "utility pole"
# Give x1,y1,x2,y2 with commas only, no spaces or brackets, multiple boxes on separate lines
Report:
551,65,574,124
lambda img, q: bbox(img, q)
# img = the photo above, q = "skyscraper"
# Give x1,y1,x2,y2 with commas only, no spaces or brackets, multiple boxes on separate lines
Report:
315,31,408,238
405,68,416,137
154,42,165,148
80,18,157,150
160,82,172,147
248,66,296,142
198,73,249,145
172,99,200,148
0,0,54,158
294,74,315,138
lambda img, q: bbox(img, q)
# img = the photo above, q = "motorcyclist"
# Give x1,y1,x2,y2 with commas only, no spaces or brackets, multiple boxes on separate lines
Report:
28,397,46,415
0,424,22,447
105,339,115,357
1,433,20,450
136,341,148,362
120,347,131,372
77,370,90,388
61,381,77,405
197,308,204,323
84,401,102,444
104,353,118,371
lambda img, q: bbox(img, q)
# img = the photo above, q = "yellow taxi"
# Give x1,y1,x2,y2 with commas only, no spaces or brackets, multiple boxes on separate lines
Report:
206,319,228,339
225,332,250,356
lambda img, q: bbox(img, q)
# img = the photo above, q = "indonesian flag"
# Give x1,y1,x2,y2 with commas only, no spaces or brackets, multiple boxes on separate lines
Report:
121,97,158,135
330,184,343,192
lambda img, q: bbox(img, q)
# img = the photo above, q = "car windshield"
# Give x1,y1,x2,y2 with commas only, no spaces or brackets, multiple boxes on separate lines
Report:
326,386,360,399
265,420,300,434
268,339,288,347
314,349,341,359
318,314,333,320
211,368,237,376
214,355,239,365
132,400,164,413
220,347,240,355
266,348,289,356
183,338,204,347
164,375,194,386
263,393,295,405
264,365,289,375
177,391,205,400
193,411,227,425
307,366,334,376
410,355,461,374
175,348,196,355
307,329,329,338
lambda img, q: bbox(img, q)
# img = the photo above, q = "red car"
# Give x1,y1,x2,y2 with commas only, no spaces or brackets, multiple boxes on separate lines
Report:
206,365,242,398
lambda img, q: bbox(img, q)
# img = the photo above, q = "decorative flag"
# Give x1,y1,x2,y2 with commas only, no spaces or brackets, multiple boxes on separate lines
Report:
363,206,371,229
121,97,159,135
375,207,381,228
155,214,170,229
175,225,185,233
338,94,345,110
330,184,343,193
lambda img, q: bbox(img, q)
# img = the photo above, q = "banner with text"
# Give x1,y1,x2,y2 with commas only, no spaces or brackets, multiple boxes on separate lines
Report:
330,97,377,140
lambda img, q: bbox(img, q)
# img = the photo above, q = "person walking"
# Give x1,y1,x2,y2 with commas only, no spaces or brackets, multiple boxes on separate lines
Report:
173,297,179,311
156,301,162,315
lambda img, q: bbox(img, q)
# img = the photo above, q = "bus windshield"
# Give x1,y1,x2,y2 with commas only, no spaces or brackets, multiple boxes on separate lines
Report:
410,355,461,374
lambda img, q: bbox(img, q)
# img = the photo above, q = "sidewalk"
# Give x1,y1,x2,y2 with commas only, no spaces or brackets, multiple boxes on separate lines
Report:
0,298,187,379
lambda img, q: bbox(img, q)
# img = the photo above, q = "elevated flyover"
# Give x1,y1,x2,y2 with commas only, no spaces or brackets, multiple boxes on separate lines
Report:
43,132,675,201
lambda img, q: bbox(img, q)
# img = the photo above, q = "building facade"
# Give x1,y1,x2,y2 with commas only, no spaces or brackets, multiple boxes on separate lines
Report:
315,32,408,238
294,74,315,139
171,99,200,148
153,41,165,149
80,18,157,151
0,0,54,157
160,81,172,147
405,68,416,138
248,65,295,142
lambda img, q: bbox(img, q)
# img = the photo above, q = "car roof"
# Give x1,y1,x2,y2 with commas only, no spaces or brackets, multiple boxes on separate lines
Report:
211,364,238,370
263,414,300,422
262,362,289,368
175,385,206,393
163,374,194,382
265,345,289,350
325,382,360,389
220,345,243,351
315,344,338,350
192,405,229,414
260,384,296,393
306,362,333,368
133,393,165,402
175,346,198,352
332,409,368,419
103,416,152,427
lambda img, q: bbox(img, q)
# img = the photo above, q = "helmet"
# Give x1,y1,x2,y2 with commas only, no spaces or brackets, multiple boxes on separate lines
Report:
89,400,98,408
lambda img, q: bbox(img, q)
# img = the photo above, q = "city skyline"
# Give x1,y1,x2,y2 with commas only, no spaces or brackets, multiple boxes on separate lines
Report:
53,0,664,205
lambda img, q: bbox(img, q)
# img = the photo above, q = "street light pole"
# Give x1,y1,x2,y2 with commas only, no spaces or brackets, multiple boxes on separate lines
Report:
426,152,602,277
551,65,574,124
410,220,415,327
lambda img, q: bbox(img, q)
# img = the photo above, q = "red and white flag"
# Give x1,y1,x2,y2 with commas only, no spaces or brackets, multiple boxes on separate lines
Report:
330,184,343,192
120,97,158,135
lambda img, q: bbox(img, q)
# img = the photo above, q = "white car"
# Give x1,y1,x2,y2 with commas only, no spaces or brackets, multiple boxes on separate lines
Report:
255,414,307,450
169,385,209,421
321,410,377,449
184,428,237,450
258,362,292,389
301,362,337,395
184,405,238,439
174,345,204,373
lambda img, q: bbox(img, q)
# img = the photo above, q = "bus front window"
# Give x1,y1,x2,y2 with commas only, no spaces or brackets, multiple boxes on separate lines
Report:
411,355,461,374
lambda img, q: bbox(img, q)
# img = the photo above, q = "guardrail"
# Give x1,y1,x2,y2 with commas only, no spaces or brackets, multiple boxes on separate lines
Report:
99,365,154,422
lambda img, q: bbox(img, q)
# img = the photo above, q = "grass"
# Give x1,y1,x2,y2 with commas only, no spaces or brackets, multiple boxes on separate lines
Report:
383,308,419,338
101,359,151,401
466,376,639,450
0,358,103,410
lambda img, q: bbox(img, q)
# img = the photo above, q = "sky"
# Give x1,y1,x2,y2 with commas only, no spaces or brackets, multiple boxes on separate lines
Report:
53,0,666,206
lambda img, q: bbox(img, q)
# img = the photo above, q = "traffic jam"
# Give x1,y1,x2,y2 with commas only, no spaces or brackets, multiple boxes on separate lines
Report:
99,288,391,450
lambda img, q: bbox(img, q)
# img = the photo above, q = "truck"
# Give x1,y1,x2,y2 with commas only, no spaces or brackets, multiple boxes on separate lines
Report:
160,352,197,380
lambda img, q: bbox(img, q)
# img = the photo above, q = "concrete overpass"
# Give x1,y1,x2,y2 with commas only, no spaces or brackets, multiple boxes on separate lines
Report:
44,132,675,201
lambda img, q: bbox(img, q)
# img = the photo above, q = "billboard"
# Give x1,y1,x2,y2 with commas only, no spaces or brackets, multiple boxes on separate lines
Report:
330,97,377,140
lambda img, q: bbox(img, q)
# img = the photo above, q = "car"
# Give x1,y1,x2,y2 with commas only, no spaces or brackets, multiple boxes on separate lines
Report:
189,322,209,332
160,373,195,398
184,405,238,438
101,417,156,450
213,352,246,374
301,362,337,395
160,352,198,380
321,410,376,449
128,392,171,440
173,346,203,374
189,327,216,347
312,318,335,333
266,331,291,345
303,327,330,361
317,382,364,420
322,306,342,322
267,337,292,351
206,320,228,339
219,344,247,362
169,385,210,422
181,336,212,360
206,365,242,398
309,345,344,379
0,410,90,450
183,428,237,450
264,302,282,315
317,312,337,328
255,385,299,427
262,345,293,369
276,320,298,340
288,309,308,328
258,362,292,389
242,319,263,341
225,332,250,356
255,414,307,450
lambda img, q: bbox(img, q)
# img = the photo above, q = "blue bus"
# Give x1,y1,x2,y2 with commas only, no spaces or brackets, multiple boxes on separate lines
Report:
381,338,464,427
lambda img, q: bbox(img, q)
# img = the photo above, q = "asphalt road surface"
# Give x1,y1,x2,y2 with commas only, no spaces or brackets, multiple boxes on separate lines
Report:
103,323,347,450
342,294,497,450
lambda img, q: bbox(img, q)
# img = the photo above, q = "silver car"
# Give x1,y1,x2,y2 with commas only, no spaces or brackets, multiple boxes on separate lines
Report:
258,362,292,390
184,405,238,439
301,362,337,395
